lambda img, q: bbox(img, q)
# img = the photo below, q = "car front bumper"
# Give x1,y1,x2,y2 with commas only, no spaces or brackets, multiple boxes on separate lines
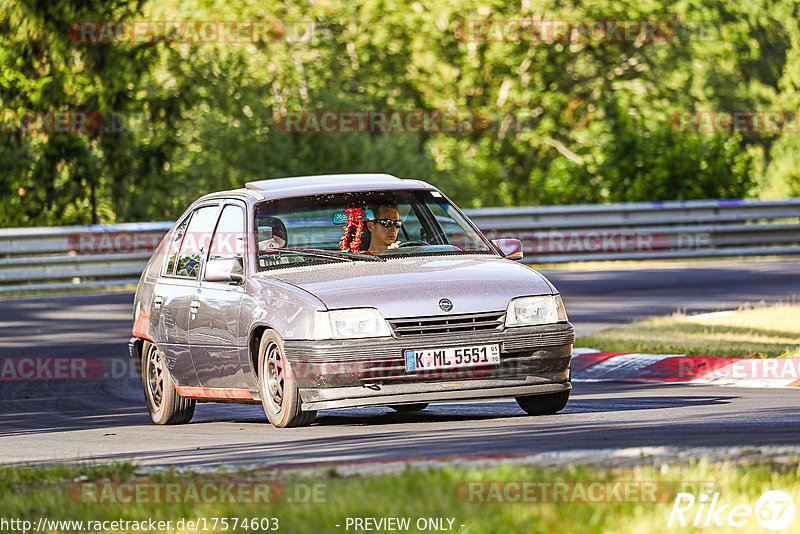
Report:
299,377,571,411
282,322,574,411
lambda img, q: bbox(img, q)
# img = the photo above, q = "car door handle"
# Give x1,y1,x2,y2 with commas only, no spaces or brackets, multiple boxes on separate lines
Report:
153,296,163,309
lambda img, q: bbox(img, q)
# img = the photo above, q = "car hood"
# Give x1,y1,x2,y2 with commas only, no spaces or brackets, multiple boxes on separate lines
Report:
256,255,557,318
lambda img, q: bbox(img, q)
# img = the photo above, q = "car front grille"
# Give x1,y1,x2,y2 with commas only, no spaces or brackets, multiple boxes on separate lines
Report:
388,311,505,337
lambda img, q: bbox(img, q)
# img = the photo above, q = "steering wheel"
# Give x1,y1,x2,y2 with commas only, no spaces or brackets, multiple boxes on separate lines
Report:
397,240,429,247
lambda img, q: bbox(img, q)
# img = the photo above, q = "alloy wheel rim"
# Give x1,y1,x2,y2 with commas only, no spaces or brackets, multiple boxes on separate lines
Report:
265,341,285,412
147,346,164,412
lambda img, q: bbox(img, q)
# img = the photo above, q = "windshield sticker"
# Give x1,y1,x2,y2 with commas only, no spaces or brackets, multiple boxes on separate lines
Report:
333,209,373,224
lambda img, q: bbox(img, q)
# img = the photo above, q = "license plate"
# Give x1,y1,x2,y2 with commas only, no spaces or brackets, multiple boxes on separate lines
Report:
404,344,500,372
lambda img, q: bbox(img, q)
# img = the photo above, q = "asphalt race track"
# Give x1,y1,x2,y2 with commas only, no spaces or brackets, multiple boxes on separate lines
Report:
1,258,799,468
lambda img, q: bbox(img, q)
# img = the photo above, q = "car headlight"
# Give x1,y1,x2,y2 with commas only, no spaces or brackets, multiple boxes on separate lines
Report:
313,308,392,339
505,295,568,327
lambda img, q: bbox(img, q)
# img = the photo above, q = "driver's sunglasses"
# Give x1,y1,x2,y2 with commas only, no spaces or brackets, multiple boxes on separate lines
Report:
374,218,403,229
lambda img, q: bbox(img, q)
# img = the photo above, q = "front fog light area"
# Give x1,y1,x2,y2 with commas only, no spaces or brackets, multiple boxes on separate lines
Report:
314,308,392,339
505,295,568,327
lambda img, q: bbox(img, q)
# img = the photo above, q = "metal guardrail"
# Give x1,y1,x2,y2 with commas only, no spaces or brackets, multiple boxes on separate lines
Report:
1,198,799,293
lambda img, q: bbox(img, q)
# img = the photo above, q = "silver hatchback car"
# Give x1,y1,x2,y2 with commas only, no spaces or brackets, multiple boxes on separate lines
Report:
130,174,574,427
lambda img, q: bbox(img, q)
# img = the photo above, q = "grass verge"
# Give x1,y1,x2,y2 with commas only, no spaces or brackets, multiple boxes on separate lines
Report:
2,460,799,533
576,303,800,358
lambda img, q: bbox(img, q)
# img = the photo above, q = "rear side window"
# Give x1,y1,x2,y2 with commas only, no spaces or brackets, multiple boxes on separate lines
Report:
174,205,219,279
163,217,191,276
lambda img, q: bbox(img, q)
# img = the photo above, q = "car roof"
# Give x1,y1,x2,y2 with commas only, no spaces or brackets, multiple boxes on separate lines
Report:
243,173,435,200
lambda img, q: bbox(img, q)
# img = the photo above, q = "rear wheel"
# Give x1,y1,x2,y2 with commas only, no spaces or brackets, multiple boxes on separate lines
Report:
389,403,429,412
142,341,195,425
257,330,316,428
515,390,570,416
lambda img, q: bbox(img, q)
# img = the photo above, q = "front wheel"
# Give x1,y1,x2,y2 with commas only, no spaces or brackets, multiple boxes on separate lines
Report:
515,390,570,416
257,330,316,428
141,341,195,425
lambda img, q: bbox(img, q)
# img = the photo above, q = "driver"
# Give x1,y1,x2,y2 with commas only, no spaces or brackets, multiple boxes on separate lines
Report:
365,204,402,255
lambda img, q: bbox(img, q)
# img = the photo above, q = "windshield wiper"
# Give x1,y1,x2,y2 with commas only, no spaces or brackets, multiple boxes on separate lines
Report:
259,248,385,262
301,248,386,261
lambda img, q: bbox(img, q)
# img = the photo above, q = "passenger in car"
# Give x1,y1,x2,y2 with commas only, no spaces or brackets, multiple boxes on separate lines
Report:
365,204,402,255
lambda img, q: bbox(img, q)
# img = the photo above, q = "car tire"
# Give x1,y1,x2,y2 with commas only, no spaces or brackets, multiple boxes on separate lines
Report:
389,403,429,412
257,330,316,428
142,341,196,425
515,390,570,416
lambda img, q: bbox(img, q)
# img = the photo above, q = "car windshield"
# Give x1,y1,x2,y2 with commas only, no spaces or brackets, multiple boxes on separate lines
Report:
253,189,495,271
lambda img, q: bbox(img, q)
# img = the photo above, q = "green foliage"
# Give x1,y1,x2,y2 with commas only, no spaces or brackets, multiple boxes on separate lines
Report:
1,0,798,226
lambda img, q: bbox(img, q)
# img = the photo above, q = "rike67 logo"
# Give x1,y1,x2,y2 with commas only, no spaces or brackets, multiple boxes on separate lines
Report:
668,489,796,531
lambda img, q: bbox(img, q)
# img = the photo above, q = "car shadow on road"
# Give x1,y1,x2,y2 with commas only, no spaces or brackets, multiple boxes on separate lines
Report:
310,395,732,427
191,381,734,426
13,403,800,469
0,381,732,435
311,381,730,424
0,378,150,436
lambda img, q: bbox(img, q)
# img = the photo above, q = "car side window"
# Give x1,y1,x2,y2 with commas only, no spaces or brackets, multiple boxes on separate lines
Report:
208,204,245,264
163,216,191,276
425,201,485,250
397,203,426,243
174,205,219,279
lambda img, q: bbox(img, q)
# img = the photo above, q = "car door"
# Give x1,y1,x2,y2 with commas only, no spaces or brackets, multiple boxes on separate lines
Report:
151,203,220,387
189,201,248,389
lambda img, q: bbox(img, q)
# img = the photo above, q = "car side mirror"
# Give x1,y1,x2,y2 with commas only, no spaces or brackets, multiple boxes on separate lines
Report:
492,238,523,261
205,257,245,284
